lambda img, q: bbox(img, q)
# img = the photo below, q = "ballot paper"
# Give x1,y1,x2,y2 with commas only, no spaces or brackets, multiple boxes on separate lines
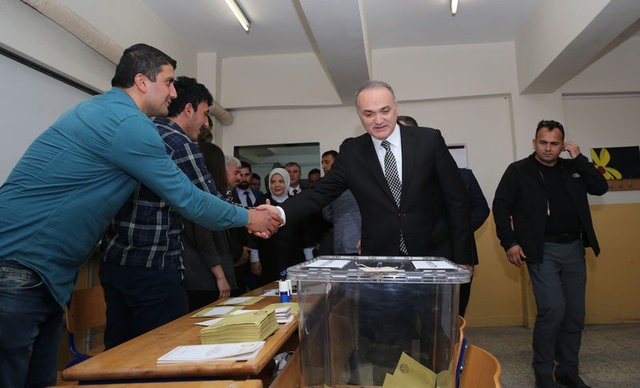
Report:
220,296,265,305
194,318,223,327
382,352,437,387
262,302,299,316
304,259,350,269
412,260,459,270
200,309,278,344
191,305,242,318
157,341,265,363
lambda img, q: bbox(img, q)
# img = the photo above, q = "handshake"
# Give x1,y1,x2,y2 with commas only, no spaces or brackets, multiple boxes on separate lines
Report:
245,200,285,238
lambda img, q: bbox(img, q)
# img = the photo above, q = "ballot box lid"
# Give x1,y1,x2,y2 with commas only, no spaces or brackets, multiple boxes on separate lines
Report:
287,256,471,284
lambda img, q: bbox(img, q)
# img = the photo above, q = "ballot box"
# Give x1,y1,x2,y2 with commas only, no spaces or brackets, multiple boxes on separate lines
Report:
287,256,470,388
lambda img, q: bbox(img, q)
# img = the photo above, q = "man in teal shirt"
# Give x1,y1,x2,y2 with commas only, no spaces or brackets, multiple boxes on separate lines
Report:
0,43,279,387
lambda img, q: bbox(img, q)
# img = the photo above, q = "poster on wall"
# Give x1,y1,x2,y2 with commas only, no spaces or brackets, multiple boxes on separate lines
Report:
590,145,640,191
447,144,467,169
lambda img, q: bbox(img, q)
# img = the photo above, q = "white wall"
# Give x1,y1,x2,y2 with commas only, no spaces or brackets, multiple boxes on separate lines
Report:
0,54,90,182
0,0,114,91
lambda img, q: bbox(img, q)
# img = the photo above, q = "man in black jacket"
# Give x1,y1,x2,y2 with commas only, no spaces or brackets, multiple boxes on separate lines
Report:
493,120,608,388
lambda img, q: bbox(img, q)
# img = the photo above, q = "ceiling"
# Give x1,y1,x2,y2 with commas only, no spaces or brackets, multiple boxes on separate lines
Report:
142,0,543,103
142,0,541,57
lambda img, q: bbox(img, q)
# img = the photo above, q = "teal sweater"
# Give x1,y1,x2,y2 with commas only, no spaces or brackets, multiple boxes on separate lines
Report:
0,88,248,308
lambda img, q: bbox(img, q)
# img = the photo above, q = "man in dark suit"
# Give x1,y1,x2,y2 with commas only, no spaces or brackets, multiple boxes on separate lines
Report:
397,115,489,316
274,80,472,264
263,80,472,383
234,161,265,207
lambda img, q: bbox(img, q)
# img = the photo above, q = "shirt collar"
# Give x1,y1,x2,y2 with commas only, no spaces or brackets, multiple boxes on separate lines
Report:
370,124,401,149
152,116,187,136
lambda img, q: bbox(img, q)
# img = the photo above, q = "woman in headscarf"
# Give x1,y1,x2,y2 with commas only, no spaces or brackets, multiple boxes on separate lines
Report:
250,167,314,286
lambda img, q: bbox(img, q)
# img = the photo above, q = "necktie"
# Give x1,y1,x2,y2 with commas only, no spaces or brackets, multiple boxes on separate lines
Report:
244,191,254,207
292,189,298,196
381,140,408,255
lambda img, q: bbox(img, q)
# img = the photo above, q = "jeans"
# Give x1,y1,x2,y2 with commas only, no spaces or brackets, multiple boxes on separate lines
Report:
0,260,63,388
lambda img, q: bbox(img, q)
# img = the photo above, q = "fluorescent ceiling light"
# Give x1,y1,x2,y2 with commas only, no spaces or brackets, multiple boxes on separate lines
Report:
451,0,459,16
225,0,250,32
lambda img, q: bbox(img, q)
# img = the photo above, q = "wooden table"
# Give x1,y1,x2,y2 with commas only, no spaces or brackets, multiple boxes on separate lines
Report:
54,381,263,388
63,284,298,384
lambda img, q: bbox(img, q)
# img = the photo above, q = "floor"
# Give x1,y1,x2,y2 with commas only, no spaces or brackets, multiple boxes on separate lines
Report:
464,323,640,388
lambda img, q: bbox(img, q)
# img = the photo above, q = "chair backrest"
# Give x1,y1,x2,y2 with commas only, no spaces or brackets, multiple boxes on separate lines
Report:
65,285,106,334
459,344,502,388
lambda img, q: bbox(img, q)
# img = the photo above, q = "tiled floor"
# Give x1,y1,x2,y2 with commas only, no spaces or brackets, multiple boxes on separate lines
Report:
465,323,640,388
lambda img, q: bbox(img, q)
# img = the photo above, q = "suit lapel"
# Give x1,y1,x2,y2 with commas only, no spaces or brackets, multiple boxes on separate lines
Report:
400,127,416,206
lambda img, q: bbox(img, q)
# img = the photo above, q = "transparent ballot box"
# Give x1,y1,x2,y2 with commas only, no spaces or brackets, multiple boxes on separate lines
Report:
287,256,470,388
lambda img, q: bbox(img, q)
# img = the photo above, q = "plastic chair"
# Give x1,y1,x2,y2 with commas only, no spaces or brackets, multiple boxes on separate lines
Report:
459,343,502,388
64,285,107,367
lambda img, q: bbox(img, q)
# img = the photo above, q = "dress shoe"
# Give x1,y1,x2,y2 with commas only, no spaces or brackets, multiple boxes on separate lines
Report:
535,373,558,388
555,368,590,388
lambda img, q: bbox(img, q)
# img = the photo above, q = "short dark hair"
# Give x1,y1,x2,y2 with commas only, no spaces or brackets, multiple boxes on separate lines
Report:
251,172,261,180
397,115,418,127
322,150,338,159
111,43,177,88
240,161,252,172
167,76,213,118
536,120,565,141
308,168,321,177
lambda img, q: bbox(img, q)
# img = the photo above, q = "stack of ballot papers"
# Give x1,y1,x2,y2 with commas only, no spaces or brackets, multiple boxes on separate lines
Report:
157,341,265,363
200,309,278,344
274,306,293,324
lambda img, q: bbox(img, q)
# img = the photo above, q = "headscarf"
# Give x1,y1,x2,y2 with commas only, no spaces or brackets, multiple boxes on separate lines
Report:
268,167,290,203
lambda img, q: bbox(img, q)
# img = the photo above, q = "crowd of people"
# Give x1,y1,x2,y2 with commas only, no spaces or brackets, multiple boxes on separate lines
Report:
0,43,606,388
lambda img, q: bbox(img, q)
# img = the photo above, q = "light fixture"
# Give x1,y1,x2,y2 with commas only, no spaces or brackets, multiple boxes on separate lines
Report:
451,0,459,16
225,0,251,32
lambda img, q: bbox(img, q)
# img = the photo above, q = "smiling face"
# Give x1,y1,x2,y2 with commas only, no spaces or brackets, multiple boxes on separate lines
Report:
533,127,564,166
226,163,241,189
142,64,177,117
269,173,286,197
357,86,399,141
183,101,210,141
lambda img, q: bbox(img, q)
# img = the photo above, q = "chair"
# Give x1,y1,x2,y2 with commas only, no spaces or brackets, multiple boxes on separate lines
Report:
65,285,107,367
459,343,502,388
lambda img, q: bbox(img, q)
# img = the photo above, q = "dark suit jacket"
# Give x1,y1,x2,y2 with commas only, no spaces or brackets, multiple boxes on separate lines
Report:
281,125,472,264
459,168,490,265
234,187,265,207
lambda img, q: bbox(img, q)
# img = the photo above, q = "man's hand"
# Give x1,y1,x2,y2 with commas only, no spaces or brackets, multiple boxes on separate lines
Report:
506,244,527,267
210,265,230,299
251,200,284,239
216,277,231,299
251,261,262,276
246,206,282,237
562,141,580,159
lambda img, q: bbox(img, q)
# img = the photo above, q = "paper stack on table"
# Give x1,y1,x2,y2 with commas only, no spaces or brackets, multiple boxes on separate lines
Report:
274,307,293,324
157,341,265,363
200,309,278,344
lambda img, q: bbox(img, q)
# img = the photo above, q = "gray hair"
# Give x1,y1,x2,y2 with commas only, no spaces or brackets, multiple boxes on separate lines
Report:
224,155,241,169
354,80,396,108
